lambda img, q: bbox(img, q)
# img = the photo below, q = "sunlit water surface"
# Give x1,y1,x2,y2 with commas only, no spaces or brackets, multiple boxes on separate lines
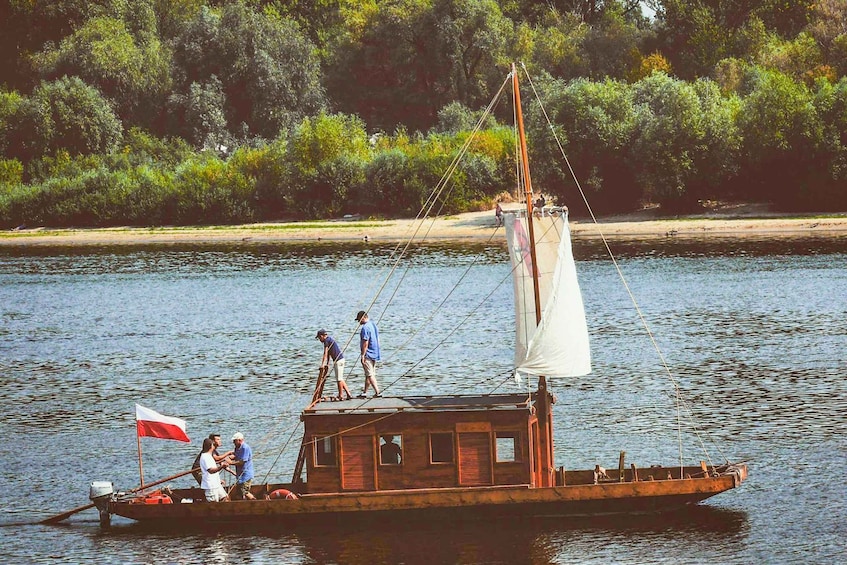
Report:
1,235,845,564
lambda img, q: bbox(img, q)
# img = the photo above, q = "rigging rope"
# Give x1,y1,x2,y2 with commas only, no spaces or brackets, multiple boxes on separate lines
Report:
273,76,516,474
337,73,512,382
273,65,728,482
520,62,719,471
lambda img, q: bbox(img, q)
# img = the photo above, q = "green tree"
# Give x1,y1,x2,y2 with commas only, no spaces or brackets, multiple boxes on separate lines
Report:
527,77,639,213
172,2,325,142
805,0,847,77
0,159,23,186
631,72,705,210
6,76,122,163
737,67,824,207
260,113,369,218
756,31,824,84
152,0,205,40
501,0,644,25
0,0,143,90
360,148,411,215
650,1,818,78
327,0,510,133
171,154,256,224
172,76,229,150
582,4,643,79
218,2,325,138
0,90,25,155
36,16,172,126
262,0,353,54
431,101,499,134
650,1,733,78
809,77,847,209
689,78,742,201
528,12,590,81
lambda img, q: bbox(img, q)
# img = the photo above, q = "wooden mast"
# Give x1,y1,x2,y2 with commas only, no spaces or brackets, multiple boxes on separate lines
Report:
512,63,554,487
512,63,542,323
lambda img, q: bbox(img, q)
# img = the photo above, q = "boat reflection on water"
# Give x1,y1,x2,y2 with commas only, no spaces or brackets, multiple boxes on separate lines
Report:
106,505,747,564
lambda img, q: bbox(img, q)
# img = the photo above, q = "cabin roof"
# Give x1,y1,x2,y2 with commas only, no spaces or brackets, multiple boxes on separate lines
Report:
303,393,534,416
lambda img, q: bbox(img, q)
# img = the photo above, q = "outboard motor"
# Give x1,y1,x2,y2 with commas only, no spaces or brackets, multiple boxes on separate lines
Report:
89,481,114,528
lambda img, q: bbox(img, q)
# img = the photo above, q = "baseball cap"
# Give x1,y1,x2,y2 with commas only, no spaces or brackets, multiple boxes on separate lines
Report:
355,310,367,322
315,329,327,339
231,432,244,441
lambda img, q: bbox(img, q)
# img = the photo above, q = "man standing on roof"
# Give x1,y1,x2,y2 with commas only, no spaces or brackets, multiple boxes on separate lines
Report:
230,432,256,500
356,310,381,398
316,329,353,401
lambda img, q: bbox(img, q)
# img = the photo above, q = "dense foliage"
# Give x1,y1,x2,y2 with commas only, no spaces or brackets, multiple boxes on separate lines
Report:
0,0,845,228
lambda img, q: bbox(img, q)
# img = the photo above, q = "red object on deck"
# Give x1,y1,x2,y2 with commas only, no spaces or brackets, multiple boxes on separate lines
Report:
269,489,298,500
131,492,173,504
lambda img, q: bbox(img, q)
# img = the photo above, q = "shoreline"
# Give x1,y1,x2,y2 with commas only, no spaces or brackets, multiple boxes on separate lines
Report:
2,209,847,247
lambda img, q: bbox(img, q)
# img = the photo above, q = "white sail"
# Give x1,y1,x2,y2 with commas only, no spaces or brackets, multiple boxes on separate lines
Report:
504,211,591,378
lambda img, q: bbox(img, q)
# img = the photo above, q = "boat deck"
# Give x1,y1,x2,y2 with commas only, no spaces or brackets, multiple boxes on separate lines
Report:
304,393,535,415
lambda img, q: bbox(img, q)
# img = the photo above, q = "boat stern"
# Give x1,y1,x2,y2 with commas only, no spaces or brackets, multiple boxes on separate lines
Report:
725,462,748,488
89,481,115,527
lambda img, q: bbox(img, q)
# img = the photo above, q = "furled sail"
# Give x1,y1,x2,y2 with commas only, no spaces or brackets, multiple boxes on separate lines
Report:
504,211,591,378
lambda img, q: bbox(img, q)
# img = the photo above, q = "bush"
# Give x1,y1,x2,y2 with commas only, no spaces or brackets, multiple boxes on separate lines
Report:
171,155,256,225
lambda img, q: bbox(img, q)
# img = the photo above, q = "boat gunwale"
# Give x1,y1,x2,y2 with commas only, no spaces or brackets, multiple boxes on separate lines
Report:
108,464,746,522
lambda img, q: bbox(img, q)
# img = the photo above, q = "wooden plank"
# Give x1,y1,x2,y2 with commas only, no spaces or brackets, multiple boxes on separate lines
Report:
618,451,626,482
340,435,375,491
110,470,744,522
456,422,491,433
457,432,492,486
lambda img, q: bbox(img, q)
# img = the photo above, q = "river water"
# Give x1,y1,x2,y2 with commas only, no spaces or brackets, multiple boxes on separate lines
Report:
1,235,845,564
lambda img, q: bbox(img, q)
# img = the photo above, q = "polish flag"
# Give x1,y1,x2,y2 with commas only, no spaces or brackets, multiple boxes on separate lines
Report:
135,404,190,443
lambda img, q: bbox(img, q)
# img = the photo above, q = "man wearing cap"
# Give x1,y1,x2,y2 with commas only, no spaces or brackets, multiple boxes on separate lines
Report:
230,432,256,500
317,329,352,401
356,310,381,397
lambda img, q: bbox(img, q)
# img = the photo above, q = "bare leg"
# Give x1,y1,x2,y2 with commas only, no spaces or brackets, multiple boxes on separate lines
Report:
338,381,352,400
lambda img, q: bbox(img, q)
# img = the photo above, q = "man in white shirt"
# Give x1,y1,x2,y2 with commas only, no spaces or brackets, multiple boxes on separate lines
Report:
200,437,230,502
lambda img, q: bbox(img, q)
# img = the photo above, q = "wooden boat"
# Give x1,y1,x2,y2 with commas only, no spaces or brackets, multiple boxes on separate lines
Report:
75,64,747,528
102,392,746,526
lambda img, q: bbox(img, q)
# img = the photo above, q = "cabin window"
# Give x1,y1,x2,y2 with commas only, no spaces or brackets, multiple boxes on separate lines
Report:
430,432,454,464
314,435,337,467
495,432,519,462
379,434,403,465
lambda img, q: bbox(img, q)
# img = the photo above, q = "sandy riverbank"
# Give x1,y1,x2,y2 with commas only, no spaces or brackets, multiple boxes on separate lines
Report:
1,205,846,247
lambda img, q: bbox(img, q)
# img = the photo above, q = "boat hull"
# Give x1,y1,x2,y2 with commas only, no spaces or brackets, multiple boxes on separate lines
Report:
108,465,746,526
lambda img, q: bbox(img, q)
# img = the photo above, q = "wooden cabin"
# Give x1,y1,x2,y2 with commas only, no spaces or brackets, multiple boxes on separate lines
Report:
300,394,550,493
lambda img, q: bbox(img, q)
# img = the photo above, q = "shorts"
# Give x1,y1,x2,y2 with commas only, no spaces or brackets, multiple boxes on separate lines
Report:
362,357,377,379
205,486,227,502
236,479,253,499
333,358,346,383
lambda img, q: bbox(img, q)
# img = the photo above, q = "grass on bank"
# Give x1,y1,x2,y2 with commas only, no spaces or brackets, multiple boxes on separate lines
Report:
0,220,391,239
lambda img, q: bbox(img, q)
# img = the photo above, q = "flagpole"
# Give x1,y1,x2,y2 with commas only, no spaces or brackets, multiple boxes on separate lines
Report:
137,432,145,487
134,404,191,489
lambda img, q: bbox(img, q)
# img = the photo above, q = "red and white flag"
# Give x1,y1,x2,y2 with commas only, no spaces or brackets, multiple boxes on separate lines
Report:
135,404,190,443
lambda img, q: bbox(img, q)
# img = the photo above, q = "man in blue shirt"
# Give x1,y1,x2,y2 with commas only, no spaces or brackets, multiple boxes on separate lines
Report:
230,432,255,500
356,310,381,398
317,329,352,401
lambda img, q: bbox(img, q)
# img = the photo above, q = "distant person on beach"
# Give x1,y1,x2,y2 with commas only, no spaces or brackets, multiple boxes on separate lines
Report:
533,194,546,216
230,432,256,500
356,310,381,398
317,329,352,401
495,201,503,227
200,437,230,502
192,433,233,485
